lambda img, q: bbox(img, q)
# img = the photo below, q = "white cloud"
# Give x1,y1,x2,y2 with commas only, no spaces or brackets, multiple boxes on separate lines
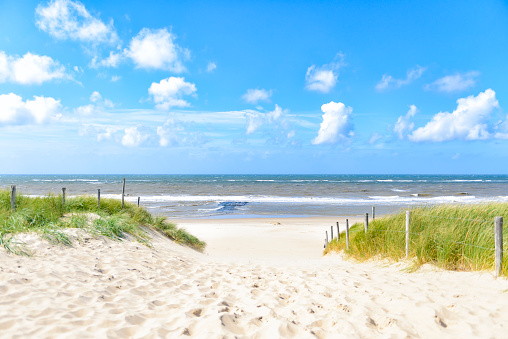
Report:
74,91,113,115
409,89,499,142
91,51,123,68
393,105,418,139
425,71,480,93
90,91,101,102
369,132,383,144
157,119,185,146
206,62,216,73
0,51,68,85
121,126,149,147
312,101,353,145
126,28,188,72
305,63,340,93
376,65,426,91
0,93,61,125
148,77,196,110
111,75,121,82
242,88,272,104
245,105,287,135
35,0,117,44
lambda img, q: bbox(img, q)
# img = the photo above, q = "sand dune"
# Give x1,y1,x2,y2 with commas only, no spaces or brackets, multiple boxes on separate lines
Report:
1,217,508,338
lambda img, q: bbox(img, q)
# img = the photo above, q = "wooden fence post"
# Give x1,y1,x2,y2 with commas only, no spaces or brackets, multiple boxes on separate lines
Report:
97,189,101,209
337,222,340,240
325,231,329,246
331,226,333,241
137,196,140,207
495,216,503,278
10,185,16,211
346,219,349,250
62,187,66,207
406,210,410,258
364,213,369,234
372,206,375,220
121,178,126,209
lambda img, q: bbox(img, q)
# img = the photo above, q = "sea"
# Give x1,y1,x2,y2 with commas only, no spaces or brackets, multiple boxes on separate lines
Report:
1,174,508,219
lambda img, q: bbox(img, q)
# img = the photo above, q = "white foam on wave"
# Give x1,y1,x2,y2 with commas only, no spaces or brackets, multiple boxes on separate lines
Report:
101,193,508,206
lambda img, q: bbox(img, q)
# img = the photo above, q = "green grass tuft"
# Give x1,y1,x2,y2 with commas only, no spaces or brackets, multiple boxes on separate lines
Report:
0,189,205,254
325,203,508,276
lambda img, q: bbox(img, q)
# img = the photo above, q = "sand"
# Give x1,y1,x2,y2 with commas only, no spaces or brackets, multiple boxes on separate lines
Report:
1,216,508,338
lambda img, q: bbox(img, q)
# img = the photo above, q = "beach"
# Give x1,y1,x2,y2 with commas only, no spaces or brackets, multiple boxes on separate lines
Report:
1,216,508,338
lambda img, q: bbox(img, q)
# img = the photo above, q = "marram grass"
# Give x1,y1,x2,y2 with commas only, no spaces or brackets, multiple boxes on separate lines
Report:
325,203,508,276
0,189,205,254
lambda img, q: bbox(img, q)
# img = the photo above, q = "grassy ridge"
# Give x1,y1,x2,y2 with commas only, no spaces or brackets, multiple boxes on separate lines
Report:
325,203,508,275
0,190,205,254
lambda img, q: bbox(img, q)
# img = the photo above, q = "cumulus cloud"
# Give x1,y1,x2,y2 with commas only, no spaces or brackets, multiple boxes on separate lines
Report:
35,0,117,44
126,28,188,72
0,51,68,85
409,89,499,142
0,93,61,125
393,105,418,139
425,71,480,93
157,119,184,146
246,105,287,135
376,65,426,91
312,101,353,145
74,91,113,115
305,56,344,93
206,62,216,73
148,77,196,110
90,51,123,68
242,88,272,104
121,126,150,147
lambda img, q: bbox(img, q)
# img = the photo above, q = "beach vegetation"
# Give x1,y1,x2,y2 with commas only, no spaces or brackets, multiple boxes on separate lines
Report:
0,189,205,254
325,203,508,276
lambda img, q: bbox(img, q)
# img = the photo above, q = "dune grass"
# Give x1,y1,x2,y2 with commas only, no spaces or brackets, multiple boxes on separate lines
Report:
325,203,508,276
0,189,205,254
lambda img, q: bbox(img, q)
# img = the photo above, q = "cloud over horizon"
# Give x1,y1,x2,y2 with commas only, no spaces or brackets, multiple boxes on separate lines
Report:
312,101,353,145
376,65,426,91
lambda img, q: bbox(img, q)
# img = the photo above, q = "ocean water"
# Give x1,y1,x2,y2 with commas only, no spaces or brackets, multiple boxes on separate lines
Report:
1,174,508,219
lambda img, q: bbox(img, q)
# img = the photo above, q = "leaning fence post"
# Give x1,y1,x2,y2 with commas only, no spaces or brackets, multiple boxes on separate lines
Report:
10,185,16,211
137,196,140,207
331,225,333,241
372,206,375,220
97,189,101,209
495,216,503,278
121,178,126,209
325,231,329,248
364,213,369,234
62,187,66,207
337,222,340,240
346,219,349,250
406,210,410,258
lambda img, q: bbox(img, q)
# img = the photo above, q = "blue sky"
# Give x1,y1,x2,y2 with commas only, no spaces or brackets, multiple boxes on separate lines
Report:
0,0,507,174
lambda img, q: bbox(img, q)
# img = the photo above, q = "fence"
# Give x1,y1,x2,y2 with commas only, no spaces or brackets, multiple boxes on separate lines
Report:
7,178,141,211
325,207,505,278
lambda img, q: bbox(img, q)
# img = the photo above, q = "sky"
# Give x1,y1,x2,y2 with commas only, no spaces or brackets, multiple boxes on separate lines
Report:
0,0,507,174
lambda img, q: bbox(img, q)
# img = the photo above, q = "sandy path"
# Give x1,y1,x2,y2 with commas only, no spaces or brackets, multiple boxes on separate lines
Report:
0,217,508,338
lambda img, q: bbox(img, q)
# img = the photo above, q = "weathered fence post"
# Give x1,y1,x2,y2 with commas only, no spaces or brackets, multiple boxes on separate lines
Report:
137,196,140,207
324,231,329,248
62,187,66,207
495,216,503,278
364,213,369,234
10,185,16,211
331,225,333,240
336,222,340,240
372,206,375,220
97,189,101,209
406,210,410,258
121,178,126,209
345,219,349,250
